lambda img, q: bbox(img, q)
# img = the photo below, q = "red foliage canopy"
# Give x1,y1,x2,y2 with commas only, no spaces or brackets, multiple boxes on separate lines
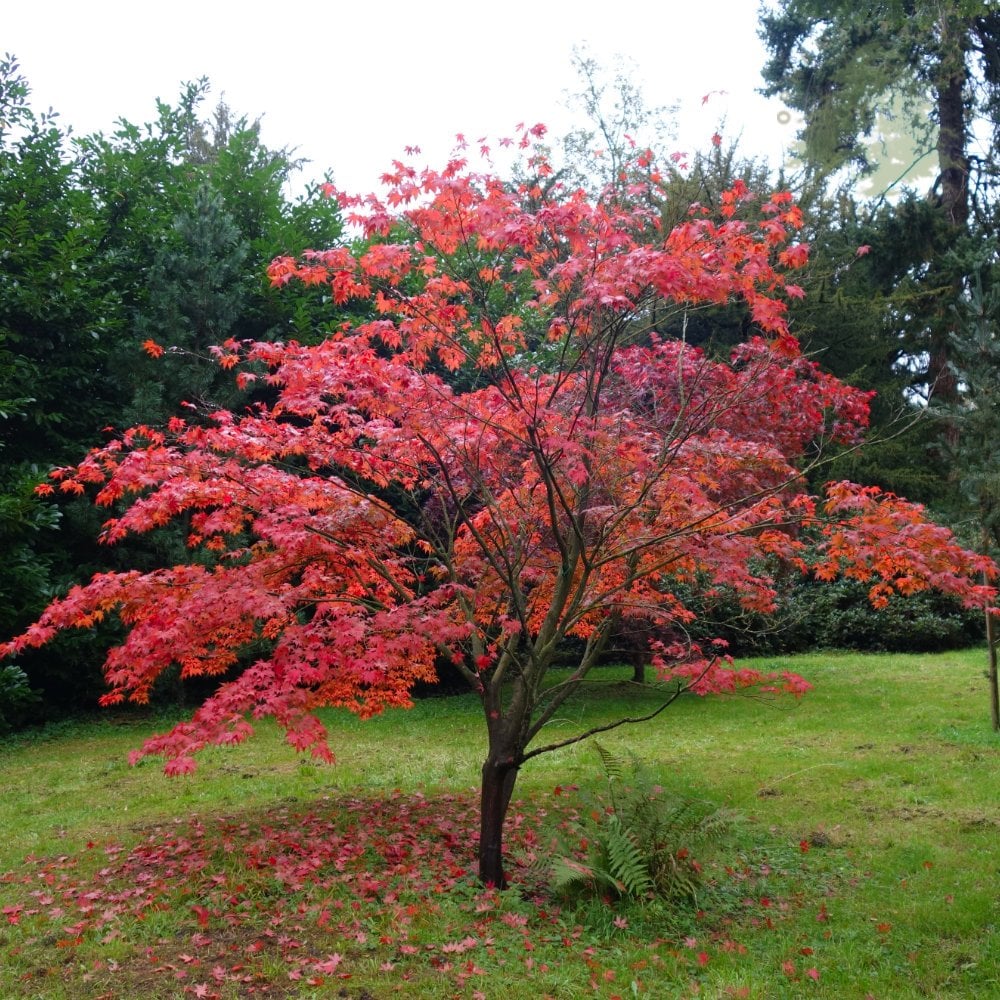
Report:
6,131,994,784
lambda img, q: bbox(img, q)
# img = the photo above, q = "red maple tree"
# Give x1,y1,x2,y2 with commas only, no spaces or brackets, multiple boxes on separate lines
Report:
5,129,994,886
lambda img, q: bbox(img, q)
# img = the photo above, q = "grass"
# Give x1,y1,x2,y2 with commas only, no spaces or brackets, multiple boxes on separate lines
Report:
1,649,999,998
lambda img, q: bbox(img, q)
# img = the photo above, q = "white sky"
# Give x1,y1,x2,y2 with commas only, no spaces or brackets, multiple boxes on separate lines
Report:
6,0,796,196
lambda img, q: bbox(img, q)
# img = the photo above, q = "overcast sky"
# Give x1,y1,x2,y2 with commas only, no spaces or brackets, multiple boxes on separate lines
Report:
6,1,795,196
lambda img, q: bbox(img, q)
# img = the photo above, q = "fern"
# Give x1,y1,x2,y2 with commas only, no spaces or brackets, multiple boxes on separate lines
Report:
594,741,629,785
544,742,738,904
604,815,653,897
549,855,599,895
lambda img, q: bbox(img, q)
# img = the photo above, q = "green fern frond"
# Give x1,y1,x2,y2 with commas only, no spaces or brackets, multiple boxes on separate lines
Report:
650,852,701,902
543,746,741,906
697,807,740,838
593,741,628,783
604,817,653,898
550,856,597,895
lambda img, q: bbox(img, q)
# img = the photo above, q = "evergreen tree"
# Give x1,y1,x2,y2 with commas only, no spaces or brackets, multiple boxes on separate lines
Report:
128,184,249,425
760,1,1000,404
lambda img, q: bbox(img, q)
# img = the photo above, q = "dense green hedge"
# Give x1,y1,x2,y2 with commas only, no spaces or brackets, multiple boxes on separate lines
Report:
692,577,984,658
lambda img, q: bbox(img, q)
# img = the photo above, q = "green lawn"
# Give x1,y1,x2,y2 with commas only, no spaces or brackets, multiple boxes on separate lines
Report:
2,650,998,998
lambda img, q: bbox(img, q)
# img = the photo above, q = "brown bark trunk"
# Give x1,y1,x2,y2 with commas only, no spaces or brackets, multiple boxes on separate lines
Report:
984,548,999,733
630,650,646,685
935,65,969,232
986,609,999,733
928,12,970,407
478,755,520,888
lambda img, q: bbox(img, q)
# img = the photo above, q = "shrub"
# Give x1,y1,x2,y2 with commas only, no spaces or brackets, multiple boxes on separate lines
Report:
546,743,735,903
781,578,984,653
0,663,40,735
678,576,984,657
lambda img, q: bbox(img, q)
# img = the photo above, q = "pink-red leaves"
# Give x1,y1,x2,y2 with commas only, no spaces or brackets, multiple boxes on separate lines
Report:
3,132,993,783
817,482,994,608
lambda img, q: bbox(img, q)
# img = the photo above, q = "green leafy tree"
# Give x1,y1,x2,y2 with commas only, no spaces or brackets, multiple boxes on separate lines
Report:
77,81,345,428
0,56,121,465
0,56,125,714
760,1,1000,404
128,183,250,425
0,66,344,722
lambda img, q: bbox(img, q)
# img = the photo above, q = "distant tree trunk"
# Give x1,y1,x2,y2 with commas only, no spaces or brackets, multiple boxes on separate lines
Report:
986,608,999,733
630,648,647,684
928,10,970,408
983,535,1000,732
614,619,648,684
935,26,970,233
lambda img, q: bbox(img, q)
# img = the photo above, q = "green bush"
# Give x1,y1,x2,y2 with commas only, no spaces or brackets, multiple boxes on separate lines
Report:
683,577,984,657
0,663,40,734
780,578,984,654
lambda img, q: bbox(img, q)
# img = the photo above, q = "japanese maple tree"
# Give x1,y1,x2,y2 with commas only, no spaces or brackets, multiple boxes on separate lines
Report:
5,128,994,887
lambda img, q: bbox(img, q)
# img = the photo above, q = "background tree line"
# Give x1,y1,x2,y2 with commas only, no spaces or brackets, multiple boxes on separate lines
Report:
2,0,999,729
548,6,999,680
0,57,343,728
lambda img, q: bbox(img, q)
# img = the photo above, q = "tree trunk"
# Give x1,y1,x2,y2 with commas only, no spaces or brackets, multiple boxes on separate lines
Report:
985,551,999,733
630,651,646,685
935,56,969,233
986,609,999,733
478,754,520,888
928,10,970,407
